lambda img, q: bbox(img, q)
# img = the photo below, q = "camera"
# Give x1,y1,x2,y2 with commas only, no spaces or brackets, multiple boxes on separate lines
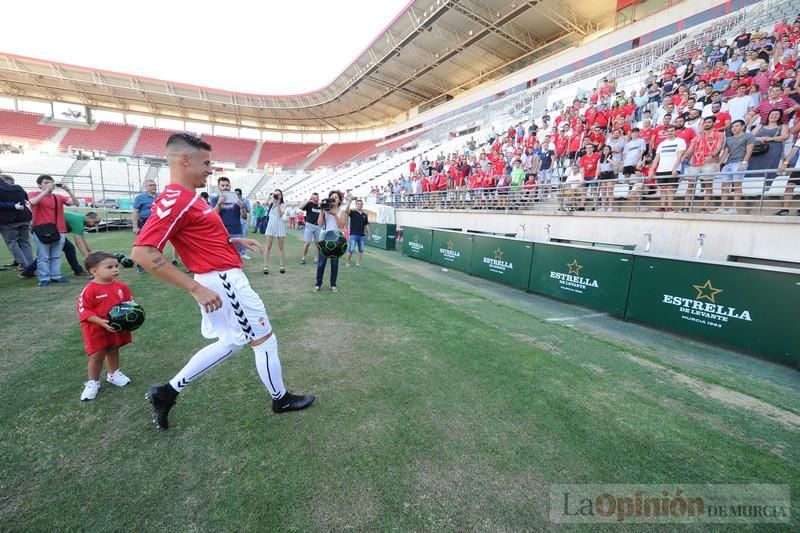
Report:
320,198,333,211
55,183,63,188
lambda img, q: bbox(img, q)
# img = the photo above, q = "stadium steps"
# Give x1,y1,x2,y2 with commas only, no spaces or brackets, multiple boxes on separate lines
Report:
296,144,330,172
121,127,141,156
66,159,89,177
49,127,70,147
247,140,263,169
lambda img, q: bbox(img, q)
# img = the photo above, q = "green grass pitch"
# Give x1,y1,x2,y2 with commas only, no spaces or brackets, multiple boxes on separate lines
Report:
0,229,798,531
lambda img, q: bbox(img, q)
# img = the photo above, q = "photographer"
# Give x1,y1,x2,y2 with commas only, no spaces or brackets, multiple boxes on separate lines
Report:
0,174,34,273
262,189,286,275
299,192,321,265
27,175,78,286
313,190,348,293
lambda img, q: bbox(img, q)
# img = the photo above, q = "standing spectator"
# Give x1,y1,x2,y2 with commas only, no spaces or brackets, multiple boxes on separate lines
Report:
262,190,286,275
650,125,686,212
235,188,251,245
749,109,790,187
0,174,34,274
727,83,753,123
682,116,725,213
252,201,266,234
622,128,646,180
345,198,370,268
287,204,298,229
299,193,321,265
210,177,249,259
314,191,347,293
718,119,755,214
748,85,799,126
578,142,600,210
132,179,157,236
132,179,158,273
28,176,78,286
597,145,618,212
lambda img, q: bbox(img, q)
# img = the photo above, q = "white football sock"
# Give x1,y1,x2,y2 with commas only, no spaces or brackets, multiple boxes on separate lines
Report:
169,341,243,392
253,334,286,400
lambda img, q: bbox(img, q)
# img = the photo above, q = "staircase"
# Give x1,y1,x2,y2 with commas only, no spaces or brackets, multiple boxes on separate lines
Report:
296,144,329,172
48,127,70,148
121,127,141,155
247,140,262,168
65,158,89,176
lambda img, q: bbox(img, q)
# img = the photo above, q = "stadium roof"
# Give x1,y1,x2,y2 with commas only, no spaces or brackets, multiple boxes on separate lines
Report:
0,0,615,132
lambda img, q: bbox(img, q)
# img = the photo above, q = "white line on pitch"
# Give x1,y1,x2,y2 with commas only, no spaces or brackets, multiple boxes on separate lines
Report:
545,312,609,322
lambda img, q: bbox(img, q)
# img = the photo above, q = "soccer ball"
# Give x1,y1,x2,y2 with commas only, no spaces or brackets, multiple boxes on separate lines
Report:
107,301,146,332
113,252,135,268
317,230,347,258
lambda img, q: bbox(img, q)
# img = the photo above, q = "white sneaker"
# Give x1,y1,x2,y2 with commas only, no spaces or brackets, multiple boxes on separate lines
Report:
107,370,131,387
81,380,101,401
727,208,737,214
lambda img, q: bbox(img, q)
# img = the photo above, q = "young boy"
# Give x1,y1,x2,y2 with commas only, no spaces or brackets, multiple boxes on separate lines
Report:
76,252,134,401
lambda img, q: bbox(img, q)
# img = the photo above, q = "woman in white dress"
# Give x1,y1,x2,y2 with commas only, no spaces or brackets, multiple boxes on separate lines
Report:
263,189,286,274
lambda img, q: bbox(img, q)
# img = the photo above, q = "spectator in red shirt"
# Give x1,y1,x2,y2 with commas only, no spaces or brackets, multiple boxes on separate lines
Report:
28,175,79,286
748,85,800,126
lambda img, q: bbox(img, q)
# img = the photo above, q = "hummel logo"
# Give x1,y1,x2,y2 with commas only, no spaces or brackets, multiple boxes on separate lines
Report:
203,208,213,214
156,206,171,219
159,198,177,208
96,294,108,299
164,190,181,198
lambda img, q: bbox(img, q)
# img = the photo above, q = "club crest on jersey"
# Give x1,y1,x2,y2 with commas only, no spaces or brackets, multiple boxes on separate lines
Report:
118,289,124,299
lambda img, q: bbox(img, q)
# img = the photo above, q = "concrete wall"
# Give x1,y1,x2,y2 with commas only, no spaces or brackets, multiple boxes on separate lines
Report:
395,209,800,263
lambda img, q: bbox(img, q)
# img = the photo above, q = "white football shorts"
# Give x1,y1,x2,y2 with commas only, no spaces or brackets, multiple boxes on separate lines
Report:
194,268,272,346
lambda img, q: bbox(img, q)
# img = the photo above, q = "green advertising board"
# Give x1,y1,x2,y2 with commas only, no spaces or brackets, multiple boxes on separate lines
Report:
470,235,534,290
528,243,634,316
401,226,433,261
430,230,474,272
625,255,800,365
366,222,396,250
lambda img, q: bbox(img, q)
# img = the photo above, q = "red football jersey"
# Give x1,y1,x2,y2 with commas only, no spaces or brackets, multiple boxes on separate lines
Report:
135,184,242,274
77,279,133,354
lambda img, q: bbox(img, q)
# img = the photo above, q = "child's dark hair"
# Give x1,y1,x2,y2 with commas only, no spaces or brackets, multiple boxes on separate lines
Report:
85,251,118,272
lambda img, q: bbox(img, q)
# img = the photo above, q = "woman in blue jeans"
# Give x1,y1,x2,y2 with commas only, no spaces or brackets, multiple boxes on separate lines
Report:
314,190,348,293
28,175,77,286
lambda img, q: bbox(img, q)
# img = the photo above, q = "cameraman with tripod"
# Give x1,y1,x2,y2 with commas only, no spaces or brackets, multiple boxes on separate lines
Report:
313,190,348,293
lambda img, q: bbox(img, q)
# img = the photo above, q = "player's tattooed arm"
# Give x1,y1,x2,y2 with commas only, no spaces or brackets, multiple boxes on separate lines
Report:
146,247,168,271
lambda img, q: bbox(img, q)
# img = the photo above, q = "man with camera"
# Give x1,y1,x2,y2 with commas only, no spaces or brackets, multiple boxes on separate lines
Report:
299,192,321,265
27,175,78,286
314,191,348,293
0,174,34,274
211,177,250,259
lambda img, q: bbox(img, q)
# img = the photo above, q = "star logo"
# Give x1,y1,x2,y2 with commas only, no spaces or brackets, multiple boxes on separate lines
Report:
446,240,455,251
693,279,723,303
493,248,504,261
566,259,582,275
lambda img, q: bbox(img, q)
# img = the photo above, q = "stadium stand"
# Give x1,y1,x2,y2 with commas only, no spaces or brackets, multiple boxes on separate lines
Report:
0,110,58,145
59,122,136,153
133,127,178,158
200,134,258,167
257,141,321,169
308,140,376,169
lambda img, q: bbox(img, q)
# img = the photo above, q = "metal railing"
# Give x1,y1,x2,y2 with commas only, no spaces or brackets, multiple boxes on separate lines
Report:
373,168,800,217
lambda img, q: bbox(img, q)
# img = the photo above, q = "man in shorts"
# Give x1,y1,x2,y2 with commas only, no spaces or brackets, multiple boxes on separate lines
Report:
345,198,370,268
649,125,686,212
299,192,321,265
717,119,754,214
681,116,724,213
131,133,314,430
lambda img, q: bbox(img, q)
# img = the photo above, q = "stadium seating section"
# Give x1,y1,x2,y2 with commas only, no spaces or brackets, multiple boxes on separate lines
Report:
132,127,175,158
200,134,257,167
257,141,320,169
308,140,376,169
0,110,58,144
60,122,136,153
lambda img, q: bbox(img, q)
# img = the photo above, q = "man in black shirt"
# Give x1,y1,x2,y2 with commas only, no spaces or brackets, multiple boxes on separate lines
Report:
0,174,34,273
345,198,370,268
299,192,321,265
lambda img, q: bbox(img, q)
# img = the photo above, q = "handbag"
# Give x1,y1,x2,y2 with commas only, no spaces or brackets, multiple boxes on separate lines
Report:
32,195,61,244
751,141,768,156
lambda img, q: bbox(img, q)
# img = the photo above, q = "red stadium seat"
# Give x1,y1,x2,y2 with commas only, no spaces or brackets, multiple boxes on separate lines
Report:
201,135,258,167
258,141,321,169
308,140,376,169
59,122,136,153
0,110,59,144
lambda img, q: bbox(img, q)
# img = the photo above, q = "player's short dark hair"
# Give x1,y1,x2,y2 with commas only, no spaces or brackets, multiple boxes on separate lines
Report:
217,176,230,184
85,251,117,272
36,175,54,185
166,132,211,151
